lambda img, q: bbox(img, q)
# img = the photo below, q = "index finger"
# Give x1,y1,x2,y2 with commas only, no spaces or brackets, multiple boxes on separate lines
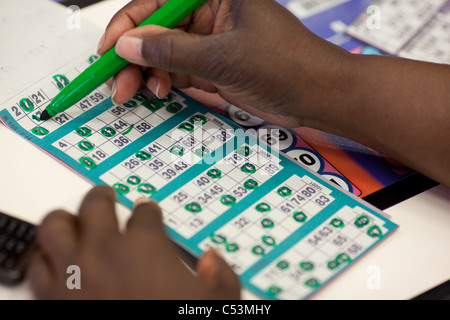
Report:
98,0,169,55
78,186,120,247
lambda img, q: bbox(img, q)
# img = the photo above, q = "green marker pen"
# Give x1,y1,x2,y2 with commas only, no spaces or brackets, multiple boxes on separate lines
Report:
40,0,207,121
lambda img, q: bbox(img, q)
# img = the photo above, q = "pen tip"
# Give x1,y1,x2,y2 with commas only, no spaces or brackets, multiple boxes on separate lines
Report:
40,110,51,121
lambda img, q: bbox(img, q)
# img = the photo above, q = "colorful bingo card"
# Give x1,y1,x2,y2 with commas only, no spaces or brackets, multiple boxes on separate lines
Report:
0,52,398,300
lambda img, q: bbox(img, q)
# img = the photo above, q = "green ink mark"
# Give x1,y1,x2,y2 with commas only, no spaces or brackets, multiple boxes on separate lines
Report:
367,225,383,238
185,202,202,213
243,179,259,190
52,74,70,90
293,211,307,223
305,278,320,289
236,146,252,157
220,195,236,206
195,146,210,158
178,122,194,132
170,145,184,156
31,126,49,136
138,183,156,195
252,245,265,256
150,98,164,109
256,202,271,212
113,183,130,195
330,218,344,228
277,260,290,270
79,156,97,169
122,124,135,135
101,126,117,138
326,253,351,272
277,186,292,197
262,235,276,247
261,218,274,229
355,215,370,228
241,163,256,174
123,100,138,109
133,93,148,102
336,253,351,264
267,286,282,297
207,169,222,179
210,234,227,244
225,243,239,253
127,175,141,185
78,140,95,152
135,150,152,161
189,114,207,126
160,92,173,103
299,261,314,272
166,102,183,114
89,55,99,64
142,98,163,112
327,260,340,270
76,127,92,137
19,98,34,112
32,115,41,121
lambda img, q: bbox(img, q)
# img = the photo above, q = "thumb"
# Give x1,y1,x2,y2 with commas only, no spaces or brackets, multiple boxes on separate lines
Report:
115,25,224,81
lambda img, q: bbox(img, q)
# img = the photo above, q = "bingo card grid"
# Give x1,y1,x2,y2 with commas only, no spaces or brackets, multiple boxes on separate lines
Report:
198,175,336,275
0,52,399,300
100,112,236,203
160,143,283,239
248,204,392,300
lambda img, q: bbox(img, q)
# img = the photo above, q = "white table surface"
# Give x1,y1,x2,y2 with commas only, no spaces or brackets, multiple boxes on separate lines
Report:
0,0,449,300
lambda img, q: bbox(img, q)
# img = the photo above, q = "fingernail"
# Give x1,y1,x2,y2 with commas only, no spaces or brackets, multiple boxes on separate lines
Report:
155,80,161,99
111,80,119,105
111,80,118,105
148,77,161,99
97,33,105,53
153,79,161,99
116,36,143,62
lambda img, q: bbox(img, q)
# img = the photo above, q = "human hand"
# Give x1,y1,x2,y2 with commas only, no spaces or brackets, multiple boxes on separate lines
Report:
98,0,353,129
27,186,240,299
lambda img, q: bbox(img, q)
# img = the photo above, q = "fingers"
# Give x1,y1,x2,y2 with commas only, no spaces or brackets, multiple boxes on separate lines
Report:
127,198,164,235
111,64,143,104
97,0,163,55
35,210,79,273
126,198,181,263
170,73,219,93
27,251,54,299
100,0,226,102
197,248,241,299
78,186,120,247
115,25,225,81
27,210,79,299
143,68,172,99
127,198,239,299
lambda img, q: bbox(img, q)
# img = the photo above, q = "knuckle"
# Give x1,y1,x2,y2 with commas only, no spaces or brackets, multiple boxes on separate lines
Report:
40,210,72,228
82,186,116,205
142,33,175,70
37,210,74,241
